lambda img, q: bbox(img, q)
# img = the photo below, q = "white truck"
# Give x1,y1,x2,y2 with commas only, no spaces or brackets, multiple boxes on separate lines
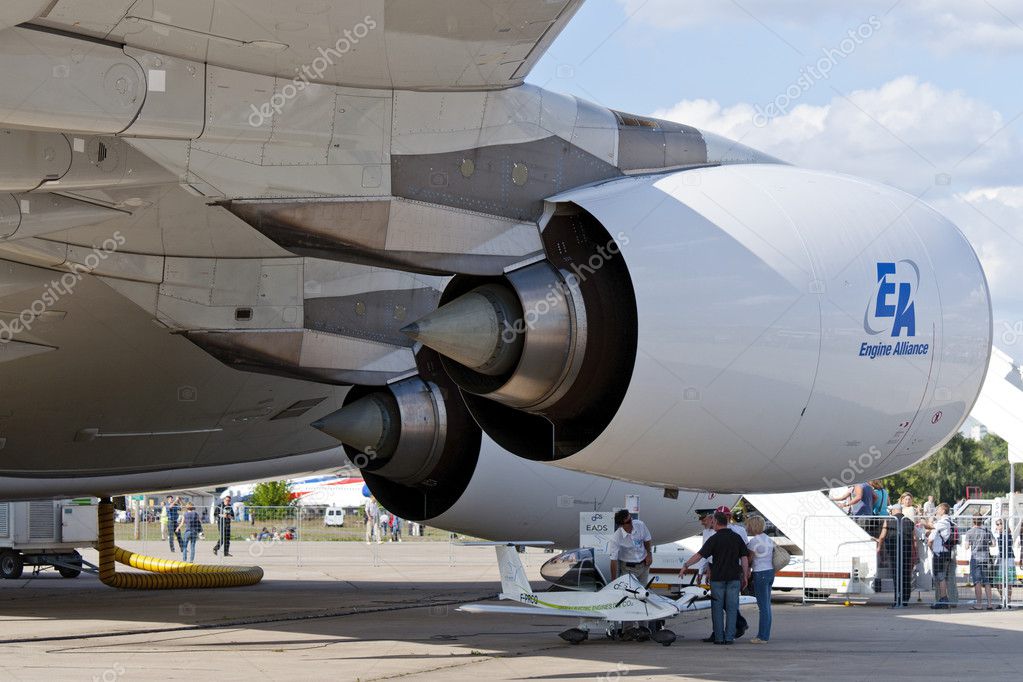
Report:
0,500,98,579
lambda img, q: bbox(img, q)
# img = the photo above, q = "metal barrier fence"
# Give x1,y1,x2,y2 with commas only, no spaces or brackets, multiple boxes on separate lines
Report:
800,513,1021,609
113,505,496,569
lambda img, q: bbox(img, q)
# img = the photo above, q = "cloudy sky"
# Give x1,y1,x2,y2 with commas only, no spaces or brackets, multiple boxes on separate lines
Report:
531,0,1023,354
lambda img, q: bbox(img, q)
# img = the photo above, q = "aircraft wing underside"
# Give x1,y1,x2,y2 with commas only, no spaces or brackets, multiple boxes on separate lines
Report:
13,0,585,91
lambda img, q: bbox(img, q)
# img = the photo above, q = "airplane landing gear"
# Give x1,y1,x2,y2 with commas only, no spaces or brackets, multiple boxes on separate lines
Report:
650,629,677,646
559,627,589,644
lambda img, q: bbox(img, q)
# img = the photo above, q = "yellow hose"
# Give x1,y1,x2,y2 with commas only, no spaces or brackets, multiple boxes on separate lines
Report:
97,500,263,589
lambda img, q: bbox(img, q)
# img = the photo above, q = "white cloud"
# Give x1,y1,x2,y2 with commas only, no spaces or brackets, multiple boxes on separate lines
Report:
652,77,1023,324
619,0,1023,52
652,77,1020,190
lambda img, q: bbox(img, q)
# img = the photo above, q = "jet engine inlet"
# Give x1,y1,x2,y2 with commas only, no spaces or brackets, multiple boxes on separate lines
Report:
399,209,639,462
403,261,587,412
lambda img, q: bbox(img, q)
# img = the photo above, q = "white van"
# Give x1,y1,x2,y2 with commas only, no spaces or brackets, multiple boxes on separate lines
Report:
324,507,346,527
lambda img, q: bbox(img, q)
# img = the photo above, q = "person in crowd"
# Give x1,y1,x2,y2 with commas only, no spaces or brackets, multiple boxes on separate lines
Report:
928,503,954,608
745,514,775,643
364,497,380,545
379,510,390,540
712,506,748,638
871,480,890,516
392,516,403,542
608,509,653,583
964,516,995,609
899,493,917,522
159,499,168,541
212,494,234,557
835,481,875,532
681,512,750,645
923,495,936,517
176,503,202,562
165,495,182,553
694,510,716,584
993,518,1017,607
877,503,915,607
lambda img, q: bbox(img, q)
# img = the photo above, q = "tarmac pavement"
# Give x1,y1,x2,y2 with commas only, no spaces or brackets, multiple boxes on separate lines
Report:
0,541,1020,681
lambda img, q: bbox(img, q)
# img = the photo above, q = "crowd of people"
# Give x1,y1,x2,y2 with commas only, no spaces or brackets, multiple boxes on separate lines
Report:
157,495,234,562
606,488,1020,646
362,496,424,543
834,482,1021,610
605,504,777,645
677,507,776,645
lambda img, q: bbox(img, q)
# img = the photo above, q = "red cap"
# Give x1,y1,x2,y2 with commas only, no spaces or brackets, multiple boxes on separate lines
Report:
715,505,733,515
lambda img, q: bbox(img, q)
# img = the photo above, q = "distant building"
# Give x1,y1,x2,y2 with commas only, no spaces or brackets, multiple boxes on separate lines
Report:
969,424,988,441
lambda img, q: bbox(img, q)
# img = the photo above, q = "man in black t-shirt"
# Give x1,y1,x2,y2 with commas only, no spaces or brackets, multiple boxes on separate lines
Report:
682,512,750,644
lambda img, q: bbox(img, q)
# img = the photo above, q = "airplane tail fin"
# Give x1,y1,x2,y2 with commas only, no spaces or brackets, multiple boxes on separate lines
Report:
495,545,533,597
458,541,551,598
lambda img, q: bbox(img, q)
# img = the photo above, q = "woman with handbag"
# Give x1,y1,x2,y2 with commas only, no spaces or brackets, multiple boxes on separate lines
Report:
745,514,776,643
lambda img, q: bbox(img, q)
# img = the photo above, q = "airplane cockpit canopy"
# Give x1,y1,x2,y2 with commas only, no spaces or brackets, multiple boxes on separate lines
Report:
540,548,607,591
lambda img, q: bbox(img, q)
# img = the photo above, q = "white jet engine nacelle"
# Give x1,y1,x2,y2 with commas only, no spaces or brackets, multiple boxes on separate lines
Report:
403,165,991,493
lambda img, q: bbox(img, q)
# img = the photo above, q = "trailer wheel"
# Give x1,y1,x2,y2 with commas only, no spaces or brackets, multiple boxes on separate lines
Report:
0,550,24,579
58,552,83,579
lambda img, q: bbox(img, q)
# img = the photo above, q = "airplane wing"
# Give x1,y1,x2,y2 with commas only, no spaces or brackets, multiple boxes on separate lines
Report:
26,0,586,91
458,604,603,619
677,594,758,612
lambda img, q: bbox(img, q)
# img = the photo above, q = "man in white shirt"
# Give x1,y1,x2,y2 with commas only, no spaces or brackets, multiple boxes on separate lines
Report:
695,510,717,583
608,509,653,584
364,497,380,545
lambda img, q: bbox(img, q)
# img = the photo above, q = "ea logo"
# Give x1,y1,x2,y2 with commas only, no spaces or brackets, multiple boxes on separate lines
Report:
864,260,919,338
591,513,602,522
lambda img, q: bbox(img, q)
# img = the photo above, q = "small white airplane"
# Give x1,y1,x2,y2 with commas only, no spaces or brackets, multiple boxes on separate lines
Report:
457,542,755,646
